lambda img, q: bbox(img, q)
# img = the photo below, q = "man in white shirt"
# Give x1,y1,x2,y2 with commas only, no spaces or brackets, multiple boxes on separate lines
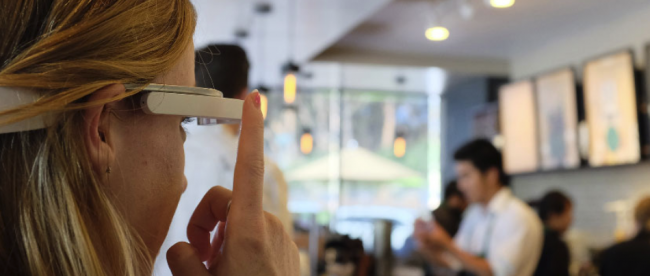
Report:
415,139,543,276
154,44,293,276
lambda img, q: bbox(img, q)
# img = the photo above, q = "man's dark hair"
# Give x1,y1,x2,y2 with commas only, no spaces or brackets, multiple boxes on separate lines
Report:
453,139,510,186
537,191,572,221
444,180,464,201
195,44,250,99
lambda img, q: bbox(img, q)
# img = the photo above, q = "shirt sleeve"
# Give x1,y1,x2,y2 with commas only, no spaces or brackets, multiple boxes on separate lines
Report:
487,211,543,276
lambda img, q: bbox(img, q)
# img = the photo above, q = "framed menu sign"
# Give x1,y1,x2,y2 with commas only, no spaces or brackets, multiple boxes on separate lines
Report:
499,80,538,174
583,51,640,167
535,68,580,170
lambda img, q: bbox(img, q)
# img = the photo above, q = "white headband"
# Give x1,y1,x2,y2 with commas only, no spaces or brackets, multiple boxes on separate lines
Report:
0,84,243,135
0,87,49,134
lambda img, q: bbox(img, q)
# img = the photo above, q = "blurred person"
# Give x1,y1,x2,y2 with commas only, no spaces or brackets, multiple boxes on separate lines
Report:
598,196,650,276
433,180,468,237
402,180,467,255
155,44,294,275
321,236,368,276
0,1,299,276
415,139,543,276
533,191,573,276
399,181,468,276
193,44,293,233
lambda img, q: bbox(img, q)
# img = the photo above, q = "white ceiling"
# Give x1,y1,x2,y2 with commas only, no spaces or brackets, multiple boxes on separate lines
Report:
191,0,391,87
313,0,650,75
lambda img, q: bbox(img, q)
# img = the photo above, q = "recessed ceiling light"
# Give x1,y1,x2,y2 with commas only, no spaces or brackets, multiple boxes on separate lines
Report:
425,26,450,41
490,0,515,8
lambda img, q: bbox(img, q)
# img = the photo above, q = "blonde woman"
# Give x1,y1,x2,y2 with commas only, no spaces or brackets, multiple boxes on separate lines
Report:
0,1,299,275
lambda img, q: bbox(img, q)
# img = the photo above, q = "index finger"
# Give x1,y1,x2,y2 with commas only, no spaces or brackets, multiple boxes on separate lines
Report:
186,186,232,261
231,91,265,218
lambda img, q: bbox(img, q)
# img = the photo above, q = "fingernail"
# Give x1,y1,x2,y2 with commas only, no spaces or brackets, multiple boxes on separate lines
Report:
253,90,261,109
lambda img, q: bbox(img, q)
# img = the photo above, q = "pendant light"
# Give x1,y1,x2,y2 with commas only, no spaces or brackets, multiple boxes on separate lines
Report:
425,0,449,42
283,0,299,104
394,132,407,158
282,62,299,104
300,128,313,155
488,0,515,9
254,2,272,120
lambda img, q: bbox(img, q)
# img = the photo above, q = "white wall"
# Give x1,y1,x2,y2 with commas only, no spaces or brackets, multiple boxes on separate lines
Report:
441,78,489,182
512,163,650,246
511,2,650,79
509,2,650,247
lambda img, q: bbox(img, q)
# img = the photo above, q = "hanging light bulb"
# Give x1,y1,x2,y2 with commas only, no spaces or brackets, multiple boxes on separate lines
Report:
394,136,407,158
425,26,449,41
283,0,300,106
259,93,268,119
300,130,313,155
282,62,300,104
284,73,297,104
490,0,515,8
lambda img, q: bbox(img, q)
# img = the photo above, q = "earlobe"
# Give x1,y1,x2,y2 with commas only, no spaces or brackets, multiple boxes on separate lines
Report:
83,84,126,178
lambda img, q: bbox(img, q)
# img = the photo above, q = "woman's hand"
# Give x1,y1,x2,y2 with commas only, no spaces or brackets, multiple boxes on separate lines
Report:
166,92,300,276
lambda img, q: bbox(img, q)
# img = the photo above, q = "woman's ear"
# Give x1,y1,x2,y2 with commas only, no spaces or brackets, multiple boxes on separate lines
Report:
83,84,126,178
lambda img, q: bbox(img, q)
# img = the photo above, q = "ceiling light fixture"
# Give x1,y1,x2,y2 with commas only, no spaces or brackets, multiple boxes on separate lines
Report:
300,129,313,155
490,0,515,9
259,93,268,119
282,0,300,104
394,136,407,158
425,26,449,41
283,73,297,104
282,62,299,104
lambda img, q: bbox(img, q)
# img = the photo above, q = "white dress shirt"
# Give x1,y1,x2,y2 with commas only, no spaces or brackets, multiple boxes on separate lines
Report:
452,188,543,276
153,124,293,276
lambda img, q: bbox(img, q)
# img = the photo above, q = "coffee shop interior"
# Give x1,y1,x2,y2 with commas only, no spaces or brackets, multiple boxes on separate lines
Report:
175,0,650,275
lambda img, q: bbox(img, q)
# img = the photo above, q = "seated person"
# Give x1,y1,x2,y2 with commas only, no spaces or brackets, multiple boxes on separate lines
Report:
599,196,650,276
321,236,367,276
533,191,573,276
415,139,543,276
433,180,468,237
402,181,467,276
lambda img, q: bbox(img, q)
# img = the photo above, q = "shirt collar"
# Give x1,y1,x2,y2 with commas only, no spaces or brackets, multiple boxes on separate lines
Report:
487,187,511,214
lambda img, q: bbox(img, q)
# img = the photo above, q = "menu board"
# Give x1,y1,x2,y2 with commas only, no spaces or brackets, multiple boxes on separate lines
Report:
583,51,640,167
499,81,539,174
535,69,580,170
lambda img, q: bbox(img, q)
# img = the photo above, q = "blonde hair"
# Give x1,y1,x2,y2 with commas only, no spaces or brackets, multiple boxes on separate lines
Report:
0,1,195,275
